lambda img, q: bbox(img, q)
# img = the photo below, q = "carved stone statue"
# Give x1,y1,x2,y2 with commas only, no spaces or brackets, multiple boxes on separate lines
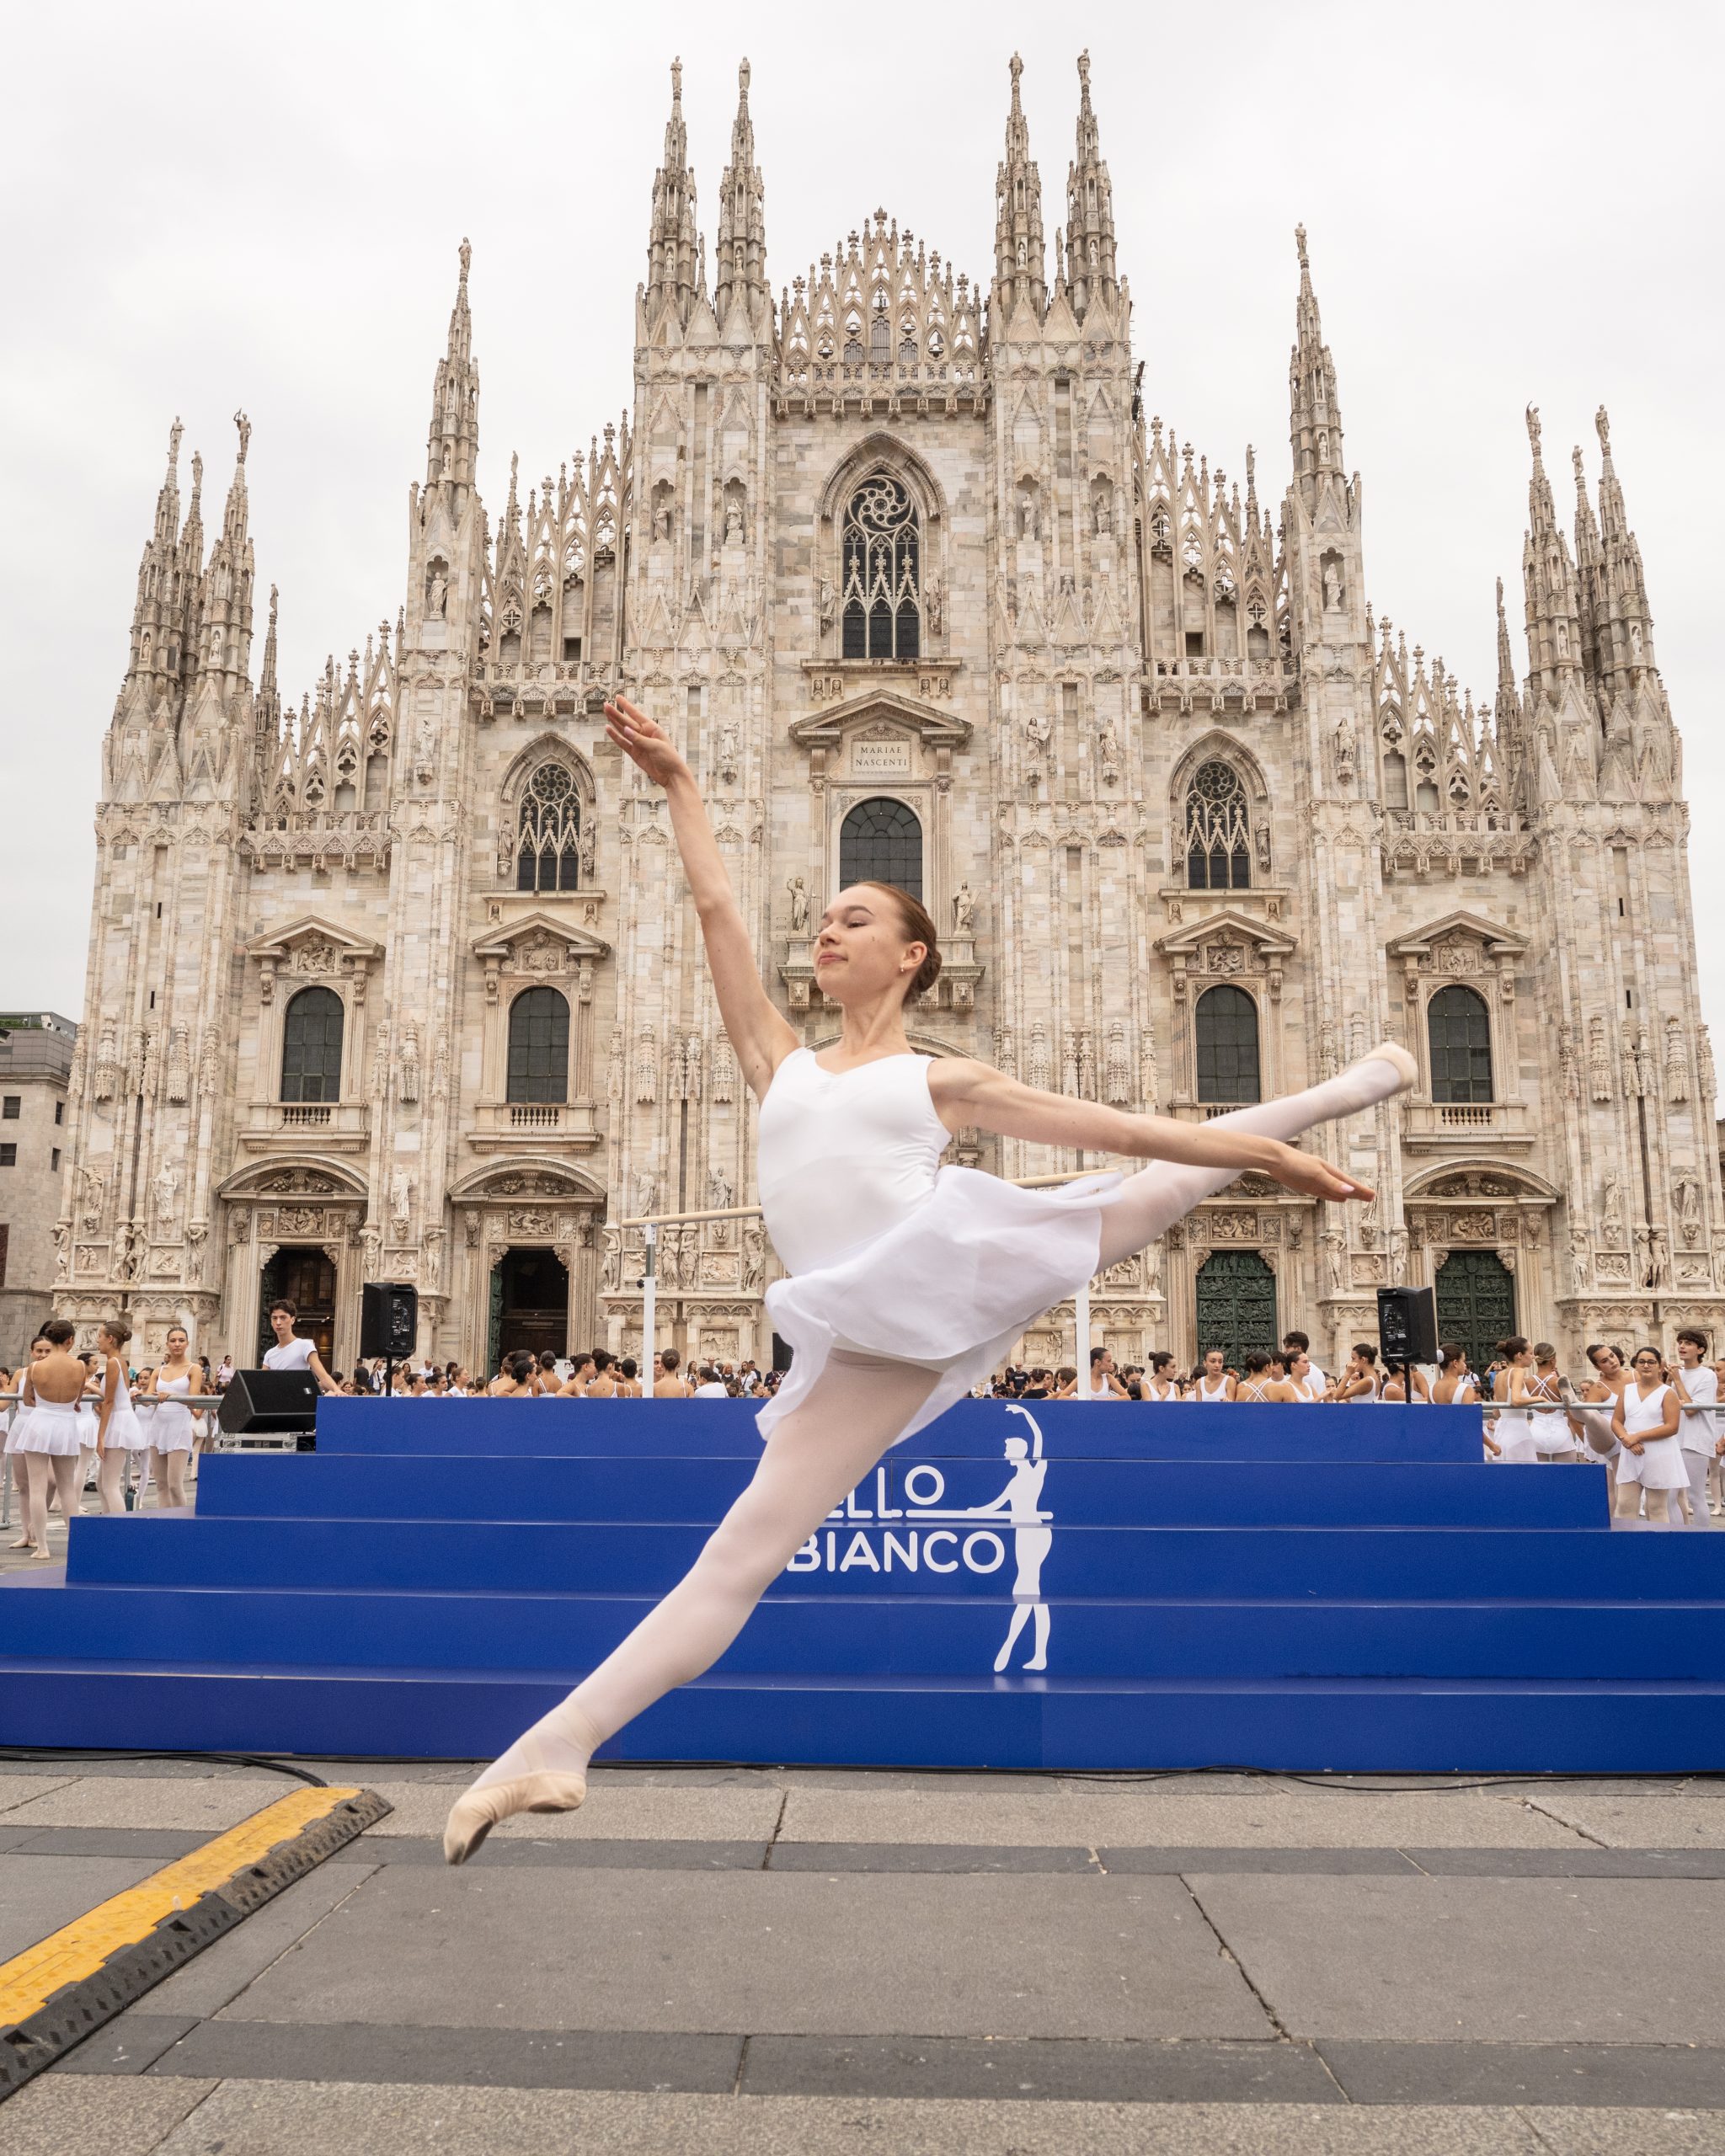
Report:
817,579,836,629
742,1224,765,1292
389,1168,413,1235
951,882,975,935
152,1161,178,1235
787,877,809,934
717,721,740,776
601,1226,622,1294
428,570,448,618
1104,1020,1131,1105
927,579,944,635
398,1022,421,1106
1322,558,1343,612
708,1165,734,1210
724,499,745,547
1023,703,1051,751
1677,1176,1704,1248
633,1168,659,1219
1599,1171,1626,1248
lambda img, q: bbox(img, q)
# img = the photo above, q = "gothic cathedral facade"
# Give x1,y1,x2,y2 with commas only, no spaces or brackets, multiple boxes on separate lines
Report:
60,56,1722,1377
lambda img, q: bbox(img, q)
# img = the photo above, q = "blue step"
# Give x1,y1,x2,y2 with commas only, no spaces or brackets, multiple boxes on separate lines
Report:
191,1451,1610,1529
316,1396,1490,1465
2,1658,1723,1772
1,1397,1719,1771
5,1582,1722,1680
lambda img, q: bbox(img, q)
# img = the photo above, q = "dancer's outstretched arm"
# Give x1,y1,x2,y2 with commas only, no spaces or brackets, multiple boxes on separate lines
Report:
928,1058,1375,1205
606,696,797,1101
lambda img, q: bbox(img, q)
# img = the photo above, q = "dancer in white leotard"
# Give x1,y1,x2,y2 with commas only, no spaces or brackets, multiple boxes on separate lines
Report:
1192,1348,1236,1403
1612,1348,1687,1524
443,695,1415,1861
93,1320,147,1514
1139,1351,1180,1402
13,1320,88,1561
141,1325,201,1512
6,1334,51,1550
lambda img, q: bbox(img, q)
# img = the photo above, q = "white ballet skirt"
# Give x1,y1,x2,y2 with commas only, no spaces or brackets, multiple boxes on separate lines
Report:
13,1397,84,1457
149,1373,196,1453
755,1049,1123,1452
101,1382,149,1453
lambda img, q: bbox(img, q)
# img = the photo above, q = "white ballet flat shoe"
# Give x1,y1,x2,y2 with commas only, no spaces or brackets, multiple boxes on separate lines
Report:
1359,1040,1418,1091
442,1771,587,1865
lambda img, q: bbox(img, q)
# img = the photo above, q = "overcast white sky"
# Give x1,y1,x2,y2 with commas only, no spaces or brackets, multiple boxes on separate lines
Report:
3,1,1720,1032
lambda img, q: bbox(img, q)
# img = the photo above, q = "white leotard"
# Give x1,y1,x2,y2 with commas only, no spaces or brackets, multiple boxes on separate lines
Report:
151,1371,196,1453
1194,1373,1231,1401
1524,1371,1576,1455
1236,1380,1273,1402
1140,1380,1179,1402
1679,1365,1718,1457
1617,1382,1688,1489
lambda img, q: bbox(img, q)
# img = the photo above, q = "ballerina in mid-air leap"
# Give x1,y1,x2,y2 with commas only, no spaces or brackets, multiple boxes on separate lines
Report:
444,695,1414,1860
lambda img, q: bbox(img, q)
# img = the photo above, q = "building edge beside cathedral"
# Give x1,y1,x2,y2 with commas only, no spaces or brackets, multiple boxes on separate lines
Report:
56,56,1724,1377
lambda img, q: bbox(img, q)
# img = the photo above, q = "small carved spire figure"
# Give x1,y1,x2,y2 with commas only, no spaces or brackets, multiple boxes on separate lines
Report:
1027,1020,1051,1091
817,578,836,629
1588,1015,1614,1102
1599,1171,1626,1247
398,1022,421,1106
1103,1019,1132,1105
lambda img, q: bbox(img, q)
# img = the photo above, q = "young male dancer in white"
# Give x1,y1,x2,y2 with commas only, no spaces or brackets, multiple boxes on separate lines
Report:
444,696,1414,1860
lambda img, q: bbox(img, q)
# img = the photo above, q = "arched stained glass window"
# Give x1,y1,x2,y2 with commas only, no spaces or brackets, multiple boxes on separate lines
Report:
515,764,582,893
1428,984,1493,1102
1194,984,1261,1104
839,797,923,902
506,988,569,1104
280,987,344,1103
841,476,921,661
1184,760,1252,889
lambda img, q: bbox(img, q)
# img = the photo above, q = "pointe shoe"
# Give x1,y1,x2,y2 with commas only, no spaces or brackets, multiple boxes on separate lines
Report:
1359,1040,1418,1091
442,1770,587,1865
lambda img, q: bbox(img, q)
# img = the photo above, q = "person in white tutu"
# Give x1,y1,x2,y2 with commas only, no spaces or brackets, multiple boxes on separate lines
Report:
93,1318,147,1514
13,1319,89,1560
140,1324,202,1511
1611,1346,1688,1525
443,694,1413,1862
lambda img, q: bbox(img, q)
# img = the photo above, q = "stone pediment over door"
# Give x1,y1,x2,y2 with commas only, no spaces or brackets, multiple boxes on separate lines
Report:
788,689,970,792
1386,910,1528,977
1155,908,1297,1001
471,911,612,1003
245,915,384,1004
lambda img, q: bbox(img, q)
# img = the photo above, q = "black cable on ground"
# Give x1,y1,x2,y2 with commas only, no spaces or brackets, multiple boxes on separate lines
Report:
0,1747,327,1787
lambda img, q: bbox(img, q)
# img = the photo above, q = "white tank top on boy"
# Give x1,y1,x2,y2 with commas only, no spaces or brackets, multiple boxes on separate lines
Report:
1680,1364,1718,1456
263,1337,316,1373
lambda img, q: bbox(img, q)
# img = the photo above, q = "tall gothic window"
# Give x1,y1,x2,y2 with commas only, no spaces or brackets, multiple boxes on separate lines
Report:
515,763,582,893
1194,985,1261,1104
841,476,921,660
506,987,569,1104
280,987,344,1103
1184,760,1252,890
1428,985,1493,1103
839,797,923,901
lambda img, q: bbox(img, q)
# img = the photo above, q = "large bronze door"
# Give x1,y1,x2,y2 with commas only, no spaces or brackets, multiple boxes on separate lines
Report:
1194,1249,1277,1369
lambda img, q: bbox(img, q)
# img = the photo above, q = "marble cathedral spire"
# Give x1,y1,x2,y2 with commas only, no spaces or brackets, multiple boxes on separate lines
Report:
713,57,767,322
1064,49,1117,320
645,56,700,326
1520,403,1584,700
1591,405,1657,693
122,418,185,695
425,237,480,503
1288,226,1345,517
993,53,1046,322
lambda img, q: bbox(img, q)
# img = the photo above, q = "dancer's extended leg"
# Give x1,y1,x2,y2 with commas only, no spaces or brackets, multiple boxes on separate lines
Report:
445,1348,939,1861
1095,1043,1415,1271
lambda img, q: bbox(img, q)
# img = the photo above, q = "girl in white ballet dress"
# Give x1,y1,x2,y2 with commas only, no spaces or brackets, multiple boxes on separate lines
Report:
142,1324,201,1511
1611,1348,1687,1525
443,696,1416,1861
94,1319,147,1514
12,1321,89,1559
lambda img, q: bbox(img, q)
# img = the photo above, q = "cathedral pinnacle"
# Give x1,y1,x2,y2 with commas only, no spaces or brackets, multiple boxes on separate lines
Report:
425,237,480,499
646,55,700,327
1519,402,1584,696
715,54,767,323
1288,226,1343,516
1065,46,1117,319
1589,404,1657,688
994,51,1046,323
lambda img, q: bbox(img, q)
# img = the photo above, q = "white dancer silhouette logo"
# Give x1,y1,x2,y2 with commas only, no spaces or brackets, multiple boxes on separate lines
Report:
963,1403,1053,1673
782,1401,1057,1674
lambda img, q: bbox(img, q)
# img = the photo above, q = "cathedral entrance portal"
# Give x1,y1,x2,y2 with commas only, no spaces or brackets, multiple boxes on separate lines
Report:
489,1246,569,1369
257,1247,337,1364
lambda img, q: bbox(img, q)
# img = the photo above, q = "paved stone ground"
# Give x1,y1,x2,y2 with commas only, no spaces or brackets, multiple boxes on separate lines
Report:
4,1758,1725,2152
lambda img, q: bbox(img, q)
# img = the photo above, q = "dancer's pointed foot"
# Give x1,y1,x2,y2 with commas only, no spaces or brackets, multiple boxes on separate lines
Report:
1360,1040,1418,1092
443,1771,587,1865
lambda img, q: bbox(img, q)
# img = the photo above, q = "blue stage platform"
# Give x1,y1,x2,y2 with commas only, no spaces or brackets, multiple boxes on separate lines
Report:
3,1397,1722,1769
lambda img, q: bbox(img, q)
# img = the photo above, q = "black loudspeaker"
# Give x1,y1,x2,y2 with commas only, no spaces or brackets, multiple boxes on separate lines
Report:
217,1368,319,1436
360,1280,419,1358
771,1330,794,1374
1377,1285,1439,1368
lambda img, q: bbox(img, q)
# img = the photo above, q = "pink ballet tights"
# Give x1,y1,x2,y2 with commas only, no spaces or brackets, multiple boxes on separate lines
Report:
469,1049,1408,1793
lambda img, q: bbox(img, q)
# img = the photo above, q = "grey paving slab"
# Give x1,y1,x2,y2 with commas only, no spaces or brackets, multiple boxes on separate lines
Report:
1187,1874,1725,2044
144,1861,378,2017
1102,1847,1423,1876
1525,1795,1725,1848
766,1842,1100,1873
0,2076,216,2156
360,1777,783,1842
146,2084,1554,2155
1409,1848,1725,1879
0,1854,158,1960
0,1772,78,1814
11,1828,213,1860
56,2015,203,2076
777,1787,1588,1849
0,1774,291,1832
1525,2110,1725,2153
1321,2040,1725,2108
342,1833,769,1869
148,2017,742,2091
211,1865,1274,2041
740,2034,1341,2103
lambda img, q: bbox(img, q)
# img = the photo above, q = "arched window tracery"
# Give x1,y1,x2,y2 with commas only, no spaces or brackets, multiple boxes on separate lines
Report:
839,796,923,901
1194,984,1261,1104
280,987,344,1104
506,987,570,1104
1427,984,1493,1103
515,762,583,893
841,475,921,661
1183,759,1253,890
